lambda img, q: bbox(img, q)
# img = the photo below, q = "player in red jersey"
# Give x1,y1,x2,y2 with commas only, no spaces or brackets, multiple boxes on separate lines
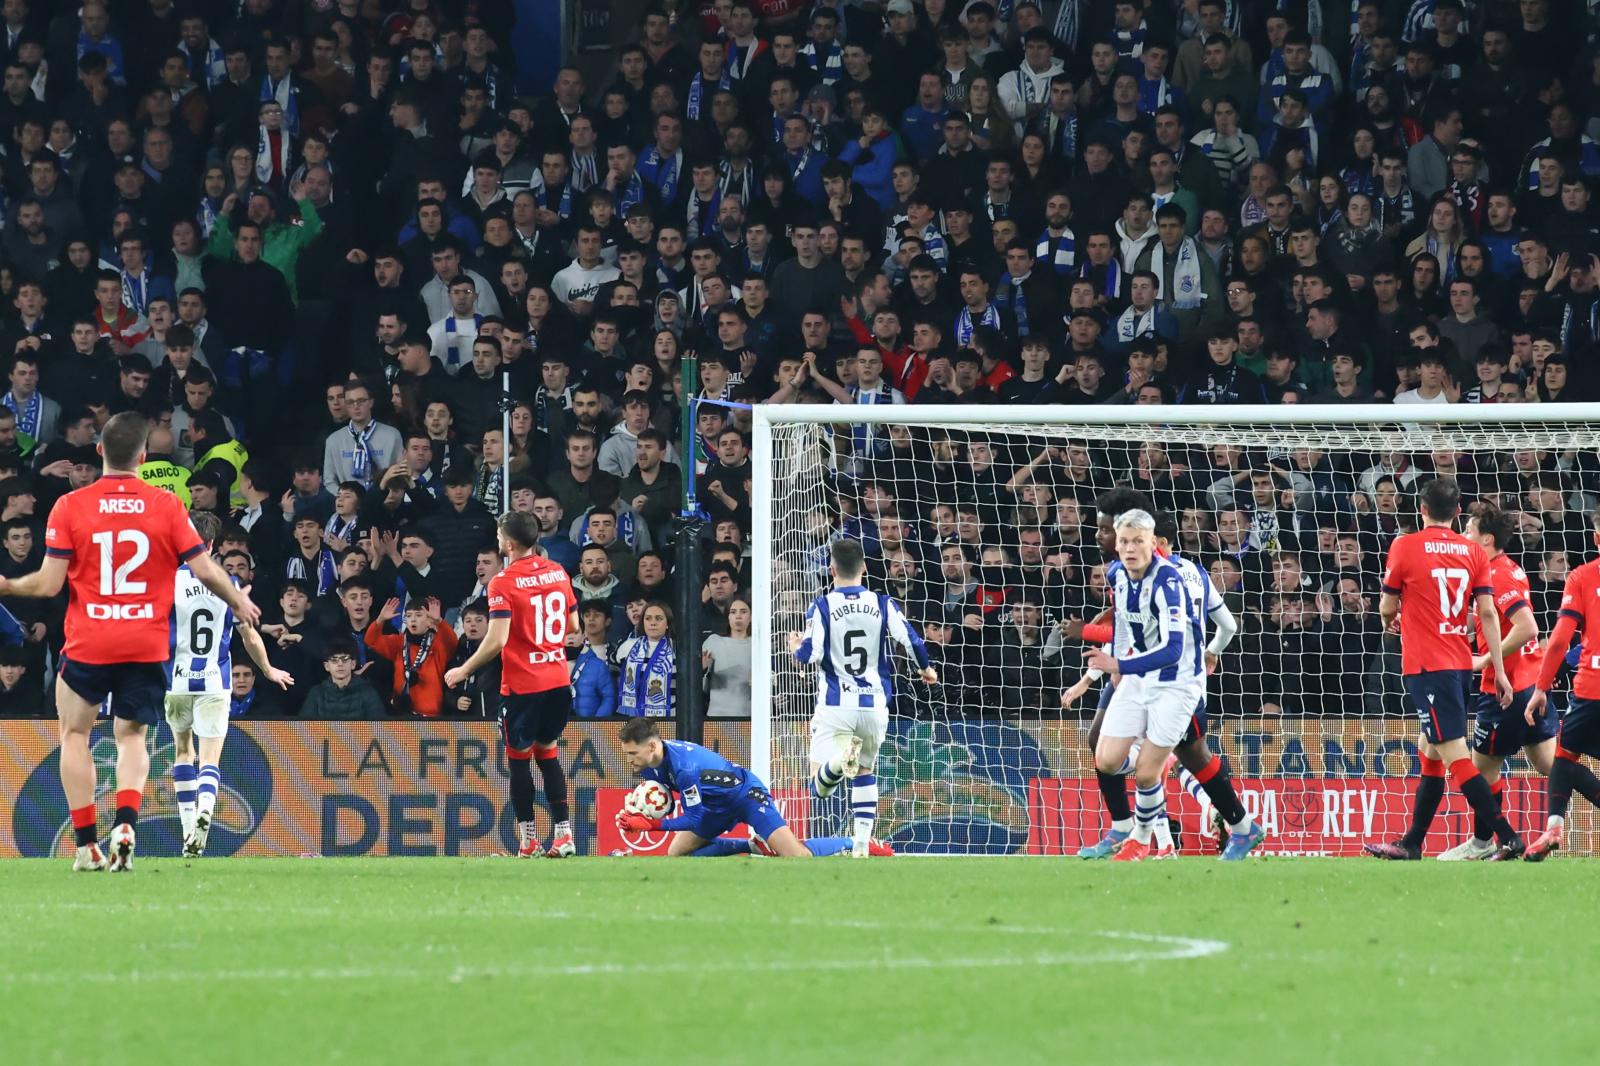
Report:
0,413,259,872
1437,503,1556,859
445,512,578,858
1364,479,1523,861
1522,507,1600,860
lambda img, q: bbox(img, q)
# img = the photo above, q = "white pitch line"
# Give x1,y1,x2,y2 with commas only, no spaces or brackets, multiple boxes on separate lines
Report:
0,931,1227,985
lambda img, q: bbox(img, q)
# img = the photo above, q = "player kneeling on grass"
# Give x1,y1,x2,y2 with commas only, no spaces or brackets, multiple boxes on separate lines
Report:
616,718,816,857
1088,509,1204,862
168,510,294,857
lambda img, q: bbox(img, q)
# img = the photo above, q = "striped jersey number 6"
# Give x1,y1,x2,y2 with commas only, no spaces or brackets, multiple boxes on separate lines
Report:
1429,567,1469,618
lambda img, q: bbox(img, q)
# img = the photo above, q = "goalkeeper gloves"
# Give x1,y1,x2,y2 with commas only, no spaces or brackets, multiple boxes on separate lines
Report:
616,811,662,832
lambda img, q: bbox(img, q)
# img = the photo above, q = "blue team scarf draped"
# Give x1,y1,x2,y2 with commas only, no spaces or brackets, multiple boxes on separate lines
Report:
623,637,674,717
180,37,226,88
687,191,720,238
1046,111,1077,160
3,390,39,437
571,152,597,190
641,147,680,203
1035,229,1075,275
1560,299,1600,353
995,275,1030,336
1150,238,1203,310
1081,257,1124,299
618,172,645,214
77,32,125,83
1110,22,1147,61
287,548,337,597
788,147,813,182
120,269,148,313
1425,233,1456,283
198,196,223,237
686,69,731,121
725,39,765,81
954,304,1000,346
442,314,483,371
1137,75,1174,115
717,160,751,204
801,41,843,85
1052,0,1079,50
255,125,291,184
348,420,378,486
537,180,574,219
328,513,357,545
261,75,301,138
1115,305,1157,343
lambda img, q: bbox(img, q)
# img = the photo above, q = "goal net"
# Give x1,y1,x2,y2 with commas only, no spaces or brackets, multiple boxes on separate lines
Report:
751,405,1600,857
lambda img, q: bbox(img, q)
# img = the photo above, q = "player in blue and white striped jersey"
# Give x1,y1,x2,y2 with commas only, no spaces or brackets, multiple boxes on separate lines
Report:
788,539,937,856
1086,509,1201,862
165,511,292,857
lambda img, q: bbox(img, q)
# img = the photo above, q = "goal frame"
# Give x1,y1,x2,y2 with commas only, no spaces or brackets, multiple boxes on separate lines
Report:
749,402,1585,790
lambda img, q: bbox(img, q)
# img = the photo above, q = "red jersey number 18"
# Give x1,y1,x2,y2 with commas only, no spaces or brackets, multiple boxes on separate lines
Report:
528,590,568,648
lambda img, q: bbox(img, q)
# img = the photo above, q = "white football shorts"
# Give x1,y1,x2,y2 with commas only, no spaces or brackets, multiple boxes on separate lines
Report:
1099,675,1202,749
809,705,889,769
164,692,231,739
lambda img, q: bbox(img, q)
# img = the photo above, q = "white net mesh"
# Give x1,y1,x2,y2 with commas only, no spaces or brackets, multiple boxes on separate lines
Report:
759,411,1600,856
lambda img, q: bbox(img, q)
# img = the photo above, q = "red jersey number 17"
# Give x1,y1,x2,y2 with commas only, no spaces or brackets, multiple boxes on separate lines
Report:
1430,567,1471,633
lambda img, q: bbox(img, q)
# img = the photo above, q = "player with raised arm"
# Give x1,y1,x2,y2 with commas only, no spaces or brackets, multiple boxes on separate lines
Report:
615,717,817,856
1364,478,1523,861
787,538,937,857
1435,502,1553,859
0,412,260,871
1088,509,1201,862
444,513,577,858
1522,507,1600,861
168,510,293,857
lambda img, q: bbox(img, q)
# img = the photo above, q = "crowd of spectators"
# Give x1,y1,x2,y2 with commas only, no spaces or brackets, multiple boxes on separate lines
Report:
1,0,1599,723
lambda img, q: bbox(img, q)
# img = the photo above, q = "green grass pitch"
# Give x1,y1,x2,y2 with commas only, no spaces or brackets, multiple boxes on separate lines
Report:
1,856,1594,1065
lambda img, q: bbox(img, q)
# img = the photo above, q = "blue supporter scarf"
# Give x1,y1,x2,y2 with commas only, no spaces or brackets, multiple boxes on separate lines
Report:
1035,229,1076,275
261,75,301,138
954,304,1000,346
995,275,1030,336
686,69,731,121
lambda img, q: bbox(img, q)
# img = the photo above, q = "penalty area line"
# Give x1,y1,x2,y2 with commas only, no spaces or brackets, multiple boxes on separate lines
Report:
0,931,1228,985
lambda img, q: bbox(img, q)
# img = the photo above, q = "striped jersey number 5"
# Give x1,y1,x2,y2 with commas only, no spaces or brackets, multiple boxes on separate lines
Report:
527,590,567,647
1429,567,1469,618
90,530,149,595
843,630,868,675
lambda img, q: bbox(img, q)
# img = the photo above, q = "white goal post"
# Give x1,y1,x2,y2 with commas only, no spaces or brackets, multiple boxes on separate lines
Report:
752,404,1600,856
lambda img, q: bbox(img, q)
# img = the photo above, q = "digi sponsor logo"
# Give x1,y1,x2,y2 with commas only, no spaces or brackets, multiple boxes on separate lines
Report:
86,602,156,620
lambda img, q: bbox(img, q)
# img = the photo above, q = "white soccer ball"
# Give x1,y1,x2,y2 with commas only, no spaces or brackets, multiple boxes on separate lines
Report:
626,781,672,818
